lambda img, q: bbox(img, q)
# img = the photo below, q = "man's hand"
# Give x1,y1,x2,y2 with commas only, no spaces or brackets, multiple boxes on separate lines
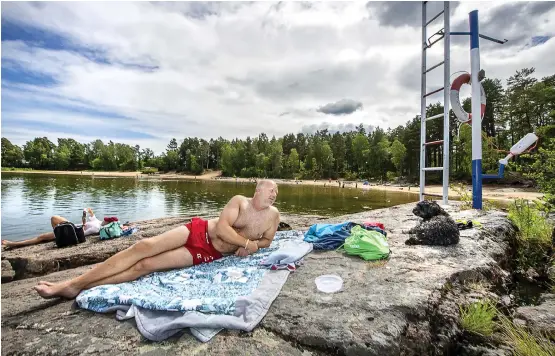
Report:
235,247,249,257
245,240,259,254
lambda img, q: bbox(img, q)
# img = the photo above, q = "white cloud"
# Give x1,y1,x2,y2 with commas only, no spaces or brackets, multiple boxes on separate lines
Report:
1,1,554,154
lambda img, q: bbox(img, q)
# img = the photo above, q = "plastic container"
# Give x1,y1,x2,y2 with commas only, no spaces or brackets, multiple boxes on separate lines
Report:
315,275,343,293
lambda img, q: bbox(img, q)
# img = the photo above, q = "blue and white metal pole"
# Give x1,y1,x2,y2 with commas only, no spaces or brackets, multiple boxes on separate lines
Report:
469,10,482,209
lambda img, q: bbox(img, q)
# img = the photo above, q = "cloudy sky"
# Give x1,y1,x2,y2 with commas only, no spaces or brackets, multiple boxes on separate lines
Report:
1,1,554,154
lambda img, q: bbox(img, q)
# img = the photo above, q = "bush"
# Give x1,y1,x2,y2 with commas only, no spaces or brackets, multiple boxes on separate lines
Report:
141,167,158,174
343,170,359,181
450,182,473,209
508,199,553,274
459,299,497,337
522,128,555,206
386,171,397,182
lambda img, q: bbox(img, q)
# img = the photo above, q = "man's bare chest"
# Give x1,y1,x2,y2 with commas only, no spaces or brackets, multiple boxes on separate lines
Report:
233,209,273,240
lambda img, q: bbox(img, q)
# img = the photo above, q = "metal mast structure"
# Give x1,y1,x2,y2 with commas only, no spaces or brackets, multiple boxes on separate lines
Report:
420,1,450,205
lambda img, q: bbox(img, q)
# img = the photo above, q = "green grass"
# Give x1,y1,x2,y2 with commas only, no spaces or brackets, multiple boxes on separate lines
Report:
497,314,555,356
459,300,497,337
450,182,495,211
509,199,553,243
1,167,33,171
459,299,555,355
508,199,554,274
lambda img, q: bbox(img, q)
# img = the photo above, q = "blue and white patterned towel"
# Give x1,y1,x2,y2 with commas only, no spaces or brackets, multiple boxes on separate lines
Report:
76,230,306,315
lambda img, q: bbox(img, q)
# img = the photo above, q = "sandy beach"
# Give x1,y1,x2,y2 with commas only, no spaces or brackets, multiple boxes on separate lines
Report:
3,169,543,204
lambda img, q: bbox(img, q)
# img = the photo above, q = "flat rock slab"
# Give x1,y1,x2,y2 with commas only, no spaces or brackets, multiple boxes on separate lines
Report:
1,214,313,282
1,267,318,356
1,260,15,283
515,293,555,338
1,202,516,355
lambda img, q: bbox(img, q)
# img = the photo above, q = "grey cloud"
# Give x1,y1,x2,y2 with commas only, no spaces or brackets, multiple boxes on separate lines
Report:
233,58,389,104
301,122,375,135
395,52,447,99
154,1,253,19
367,1,460,28
316,99,363,116
452,2,555,50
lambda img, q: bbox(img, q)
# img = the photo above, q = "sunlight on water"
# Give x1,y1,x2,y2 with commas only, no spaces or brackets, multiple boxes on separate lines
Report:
1,173,417,241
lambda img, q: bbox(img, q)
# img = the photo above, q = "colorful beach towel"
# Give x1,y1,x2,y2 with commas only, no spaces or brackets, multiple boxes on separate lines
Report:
75,230,309,341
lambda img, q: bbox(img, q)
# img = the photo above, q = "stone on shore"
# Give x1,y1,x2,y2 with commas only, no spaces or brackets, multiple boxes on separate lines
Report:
1,259,15,283
515,293,555,338
1,202,520,355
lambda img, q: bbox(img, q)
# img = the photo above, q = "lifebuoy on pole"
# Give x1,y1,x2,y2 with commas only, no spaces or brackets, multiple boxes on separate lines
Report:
449,73,486,123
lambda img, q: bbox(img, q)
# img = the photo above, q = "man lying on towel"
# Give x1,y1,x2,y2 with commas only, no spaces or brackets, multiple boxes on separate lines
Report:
35,180,280,299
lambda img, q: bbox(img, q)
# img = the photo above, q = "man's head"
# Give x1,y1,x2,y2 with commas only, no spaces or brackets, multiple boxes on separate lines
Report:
253,179,278,209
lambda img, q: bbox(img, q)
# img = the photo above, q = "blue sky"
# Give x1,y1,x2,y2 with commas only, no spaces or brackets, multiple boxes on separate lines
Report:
1,2,554,154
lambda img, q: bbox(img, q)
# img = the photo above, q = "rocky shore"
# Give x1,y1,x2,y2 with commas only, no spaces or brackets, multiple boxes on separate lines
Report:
1,203,553,355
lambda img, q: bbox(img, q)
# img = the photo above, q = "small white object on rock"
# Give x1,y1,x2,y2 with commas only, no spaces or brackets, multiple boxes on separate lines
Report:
315,275,343,293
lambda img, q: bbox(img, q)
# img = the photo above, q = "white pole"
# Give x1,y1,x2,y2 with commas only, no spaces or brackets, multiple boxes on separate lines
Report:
420,2,427,201
470,10,482,209
443,1,450,205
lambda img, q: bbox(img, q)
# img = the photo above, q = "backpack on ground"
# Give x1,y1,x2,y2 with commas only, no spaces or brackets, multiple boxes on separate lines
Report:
54,222,86,248
340,225,390,261
100,222,123,240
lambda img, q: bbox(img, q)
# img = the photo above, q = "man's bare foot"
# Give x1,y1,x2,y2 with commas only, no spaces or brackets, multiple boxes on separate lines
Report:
34,281,81,299
1,240,14,248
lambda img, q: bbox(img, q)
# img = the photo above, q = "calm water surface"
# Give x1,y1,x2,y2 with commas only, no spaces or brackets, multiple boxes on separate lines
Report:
1,173,417,241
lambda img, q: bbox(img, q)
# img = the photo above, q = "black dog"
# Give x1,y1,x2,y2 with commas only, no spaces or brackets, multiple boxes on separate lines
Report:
405,201,460,246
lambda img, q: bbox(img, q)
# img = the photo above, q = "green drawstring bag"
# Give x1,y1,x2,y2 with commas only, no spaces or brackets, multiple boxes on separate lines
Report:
340,225,390,261
99,222,123,240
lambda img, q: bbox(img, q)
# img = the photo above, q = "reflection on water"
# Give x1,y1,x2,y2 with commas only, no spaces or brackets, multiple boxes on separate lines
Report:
1,173,417,241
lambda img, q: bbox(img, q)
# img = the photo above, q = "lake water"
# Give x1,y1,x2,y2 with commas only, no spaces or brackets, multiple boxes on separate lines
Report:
1,173,418,241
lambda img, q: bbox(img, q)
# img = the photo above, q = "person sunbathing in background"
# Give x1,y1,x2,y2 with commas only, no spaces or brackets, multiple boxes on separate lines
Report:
2,208,103,248
34,180,280,299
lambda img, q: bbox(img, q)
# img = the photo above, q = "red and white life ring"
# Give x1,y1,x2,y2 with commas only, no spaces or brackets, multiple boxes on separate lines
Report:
449,73,486,123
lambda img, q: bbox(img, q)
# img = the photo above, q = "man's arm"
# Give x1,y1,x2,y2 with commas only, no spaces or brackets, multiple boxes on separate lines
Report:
256,210,280,249
216,195,252,249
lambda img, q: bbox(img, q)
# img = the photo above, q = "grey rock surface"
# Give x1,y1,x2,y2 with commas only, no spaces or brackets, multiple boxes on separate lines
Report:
1,259,15,283
1,202,518,355
515,293,555,338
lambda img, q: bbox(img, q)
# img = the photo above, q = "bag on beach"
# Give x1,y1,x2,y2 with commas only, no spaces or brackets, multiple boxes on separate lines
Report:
54,222,86,248
340,226,390,261
100,222,123,240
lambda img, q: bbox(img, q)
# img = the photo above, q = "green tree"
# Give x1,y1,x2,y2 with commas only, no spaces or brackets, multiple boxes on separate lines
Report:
53,144,71,170
390,139,407,176
352,133,370,173
321,142,335,178
1,137,24,167
286,148,300,178
220,143,235,176
268,139,283,177
23,137,56,169
330,132,346,175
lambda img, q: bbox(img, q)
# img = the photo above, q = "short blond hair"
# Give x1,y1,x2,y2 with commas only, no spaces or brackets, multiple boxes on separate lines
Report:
256,179,277,190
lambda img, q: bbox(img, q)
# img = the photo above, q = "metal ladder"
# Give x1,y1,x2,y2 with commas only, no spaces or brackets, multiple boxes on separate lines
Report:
419,1,450,204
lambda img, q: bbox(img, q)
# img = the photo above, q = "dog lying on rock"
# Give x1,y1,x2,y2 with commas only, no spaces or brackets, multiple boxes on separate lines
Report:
405,201,460,246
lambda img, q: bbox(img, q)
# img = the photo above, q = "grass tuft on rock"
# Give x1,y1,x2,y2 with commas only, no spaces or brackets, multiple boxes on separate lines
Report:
497,315,555,356
459,299,497,337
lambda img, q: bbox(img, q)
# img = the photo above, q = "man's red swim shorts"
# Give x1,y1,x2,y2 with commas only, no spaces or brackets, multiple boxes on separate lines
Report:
184,217,223,265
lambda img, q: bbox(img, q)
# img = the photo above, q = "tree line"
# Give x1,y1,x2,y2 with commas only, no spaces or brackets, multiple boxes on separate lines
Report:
2,67,554,193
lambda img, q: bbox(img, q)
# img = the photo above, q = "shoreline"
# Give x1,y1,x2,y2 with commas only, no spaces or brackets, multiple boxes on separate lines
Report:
2,169,543,203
